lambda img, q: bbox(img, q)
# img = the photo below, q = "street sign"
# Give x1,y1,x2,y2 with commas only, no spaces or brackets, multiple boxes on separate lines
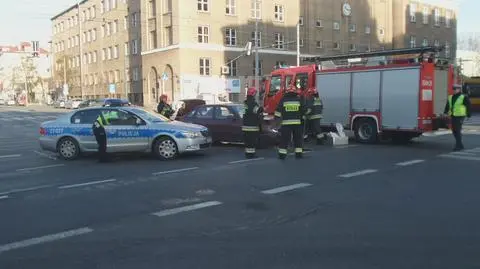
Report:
109,83,116,94
63,84,69,96
161,72,168,81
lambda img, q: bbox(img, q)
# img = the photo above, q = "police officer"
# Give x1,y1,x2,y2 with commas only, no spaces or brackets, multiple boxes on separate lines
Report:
157,94,174,118
274,86,306,159
305,91,324,144
92,110,117,162
444,84,471,151
242,87,263,159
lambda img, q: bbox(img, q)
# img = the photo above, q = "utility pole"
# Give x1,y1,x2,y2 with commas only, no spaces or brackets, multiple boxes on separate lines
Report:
254,0,260,98
296,22,300,66
78,1,84,99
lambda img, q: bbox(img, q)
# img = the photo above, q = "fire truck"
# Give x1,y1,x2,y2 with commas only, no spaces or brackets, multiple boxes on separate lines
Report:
262,46,457,144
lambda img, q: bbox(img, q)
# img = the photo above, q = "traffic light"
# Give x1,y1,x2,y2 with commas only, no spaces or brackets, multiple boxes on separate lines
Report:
31,41,39,57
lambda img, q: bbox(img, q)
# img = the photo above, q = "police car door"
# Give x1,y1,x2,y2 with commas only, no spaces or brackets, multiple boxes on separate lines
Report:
103,108,149,152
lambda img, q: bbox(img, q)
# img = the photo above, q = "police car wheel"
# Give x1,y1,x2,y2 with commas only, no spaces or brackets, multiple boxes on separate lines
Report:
57,137,80,160
154,137,178,160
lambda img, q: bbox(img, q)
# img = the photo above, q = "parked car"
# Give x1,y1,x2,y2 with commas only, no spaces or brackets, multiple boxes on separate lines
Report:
7,100,16,106
54,99,66,108
181,103,279,146
173,99,206,120
78,99,97,109
65,99,82,109
38,106,211,160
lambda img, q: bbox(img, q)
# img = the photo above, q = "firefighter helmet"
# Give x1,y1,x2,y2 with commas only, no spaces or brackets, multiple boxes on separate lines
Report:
285,85,298,94
247,87,257,96
160,94,168,101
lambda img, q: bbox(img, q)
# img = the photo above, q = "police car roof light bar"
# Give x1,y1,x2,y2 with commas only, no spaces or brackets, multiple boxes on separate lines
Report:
302,46,444,63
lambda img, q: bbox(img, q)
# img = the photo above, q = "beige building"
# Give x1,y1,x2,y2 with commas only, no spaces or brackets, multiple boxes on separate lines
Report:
51,0,143,104
51,0,457,107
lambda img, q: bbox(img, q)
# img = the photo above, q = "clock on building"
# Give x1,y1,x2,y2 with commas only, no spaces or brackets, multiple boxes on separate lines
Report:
342,3,352,17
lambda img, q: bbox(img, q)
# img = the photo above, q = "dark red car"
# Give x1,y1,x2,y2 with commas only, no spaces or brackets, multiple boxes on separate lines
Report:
181,103,279,146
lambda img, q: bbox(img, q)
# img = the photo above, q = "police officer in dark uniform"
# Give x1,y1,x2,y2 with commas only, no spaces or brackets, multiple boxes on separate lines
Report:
305,90,324,144
242,87,263,159
274,86,306,159
92,110,117,162
444,84,471,151
157,94,174,118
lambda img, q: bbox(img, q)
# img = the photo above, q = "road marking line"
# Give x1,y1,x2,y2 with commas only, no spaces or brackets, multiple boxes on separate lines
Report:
449,151,477,156
261,183,312,195
0,227,93,254
439,154,480,161
464,148,480,153
0,195,8,200
0,184,53,196
152,167,199,176
338,169,378,178
16,164,65,172
58,179,117,189
33,150,58,160
229,157,264,164
152,201,222,217
395,159,425,166
0,154,21,159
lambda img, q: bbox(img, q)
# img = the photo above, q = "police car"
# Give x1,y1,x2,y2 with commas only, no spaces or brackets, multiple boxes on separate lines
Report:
38,106,212,160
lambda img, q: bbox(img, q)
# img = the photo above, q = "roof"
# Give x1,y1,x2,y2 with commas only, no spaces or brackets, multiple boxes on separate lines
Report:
51,0,88,21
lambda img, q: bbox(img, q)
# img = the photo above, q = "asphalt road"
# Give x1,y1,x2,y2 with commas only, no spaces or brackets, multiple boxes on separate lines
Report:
1,105,480,268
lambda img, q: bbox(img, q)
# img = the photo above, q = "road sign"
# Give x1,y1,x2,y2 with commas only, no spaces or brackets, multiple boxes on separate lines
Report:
161,72,168,81
109,83,116,94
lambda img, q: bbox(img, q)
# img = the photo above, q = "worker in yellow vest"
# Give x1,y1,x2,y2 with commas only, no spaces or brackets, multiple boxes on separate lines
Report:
444,84,471,151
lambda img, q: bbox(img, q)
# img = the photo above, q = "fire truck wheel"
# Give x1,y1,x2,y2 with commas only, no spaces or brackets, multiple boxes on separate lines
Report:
354,118,378,144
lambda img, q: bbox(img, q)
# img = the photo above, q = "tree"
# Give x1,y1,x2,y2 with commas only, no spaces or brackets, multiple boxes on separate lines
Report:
15,56,43,102
54,55,76,94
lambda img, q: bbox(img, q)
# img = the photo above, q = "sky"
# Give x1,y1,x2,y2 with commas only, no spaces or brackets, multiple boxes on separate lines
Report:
0,0,478,49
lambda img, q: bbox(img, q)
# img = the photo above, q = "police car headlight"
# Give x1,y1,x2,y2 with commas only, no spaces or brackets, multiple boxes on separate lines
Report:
181,131,202,138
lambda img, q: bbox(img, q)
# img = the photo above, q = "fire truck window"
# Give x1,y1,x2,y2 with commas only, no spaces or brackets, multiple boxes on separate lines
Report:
285,75,293,89
295,73,308,91
269,75,281,96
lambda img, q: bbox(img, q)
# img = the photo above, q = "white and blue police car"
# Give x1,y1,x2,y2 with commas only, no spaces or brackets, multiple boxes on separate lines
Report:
38,106,212,160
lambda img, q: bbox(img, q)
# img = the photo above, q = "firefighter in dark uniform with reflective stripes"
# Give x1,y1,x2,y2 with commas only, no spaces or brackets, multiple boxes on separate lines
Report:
92,110,118,162
275,86,306,159
242,87,263,158
305,91,324,144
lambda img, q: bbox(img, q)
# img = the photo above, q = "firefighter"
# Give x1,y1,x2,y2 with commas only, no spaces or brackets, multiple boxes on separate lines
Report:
92,110,118,162
274,85,306,159
242,87,263,158
444,84,471,151
305,91,324,144
157,94,174,118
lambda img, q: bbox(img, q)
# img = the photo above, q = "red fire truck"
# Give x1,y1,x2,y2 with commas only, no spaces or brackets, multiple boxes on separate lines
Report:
262,46,456,143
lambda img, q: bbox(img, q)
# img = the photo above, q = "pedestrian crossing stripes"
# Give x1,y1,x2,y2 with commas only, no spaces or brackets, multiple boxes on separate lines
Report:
465,115,480,126
439,147,480,162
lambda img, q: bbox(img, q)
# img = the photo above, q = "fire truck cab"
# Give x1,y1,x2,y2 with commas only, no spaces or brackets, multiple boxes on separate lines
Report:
262,46,456,144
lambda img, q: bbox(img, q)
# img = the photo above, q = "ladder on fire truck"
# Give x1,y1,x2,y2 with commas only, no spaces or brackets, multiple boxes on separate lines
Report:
302,46,447,70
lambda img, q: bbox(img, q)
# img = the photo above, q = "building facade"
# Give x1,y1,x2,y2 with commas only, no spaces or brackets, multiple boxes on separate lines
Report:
51,0,457,107
51,0,143,104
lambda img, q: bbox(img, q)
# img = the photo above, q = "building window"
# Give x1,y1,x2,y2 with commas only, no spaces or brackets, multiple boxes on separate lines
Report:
409,3,416,22
197,0,209,12
133,67,140,81
82,32,86,43
445,41,450,58
446,10,452,27
274,4,284,22
149,0,156,18
316,19,323,27
124,16,128,30
349,44,356,51
316,40,323,49
298,16,304,26
124,42,129,55
226,0,236,15
365,25,371,34
93,51,97,62
251,31,261,47
125,68,130,82
299,39,304,47
164,26,173,46
132,39,139,54
91,6,96,18
197,26,209,43
274,33,285,49
87,31,91,42
92,28,97,41
149,31,157,49
225,28,237,46
132,13,138,27
101,25,105,37
349,24,356,32
333,22,340,30
434,39,439,47
100,1,104,13
252,60,263,76
113,20,118,34
434,8,440,26
227,59,237,76
107,47,112,60
164,0,172,13
422,38,428,47
113,45,119,59
102,48,106,61
106,23,111,36
423,7,429,24
333,42,340,50
409,35,416,48
199,58,211,76
250,0,261,19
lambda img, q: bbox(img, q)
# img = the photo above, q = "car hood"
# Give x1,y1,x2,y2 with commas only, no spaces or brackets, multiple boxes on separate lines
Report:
150,120,207,132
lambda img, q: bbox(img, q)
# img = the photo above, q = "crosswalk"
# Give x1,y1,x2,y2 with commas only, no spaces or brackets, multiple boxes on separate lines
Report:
465,115,480,126
439,147,480,161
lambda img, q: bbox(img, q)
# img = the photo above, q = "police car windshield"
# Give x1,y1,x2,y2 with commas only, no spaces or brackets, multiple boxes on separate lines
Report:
130,108,171,122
